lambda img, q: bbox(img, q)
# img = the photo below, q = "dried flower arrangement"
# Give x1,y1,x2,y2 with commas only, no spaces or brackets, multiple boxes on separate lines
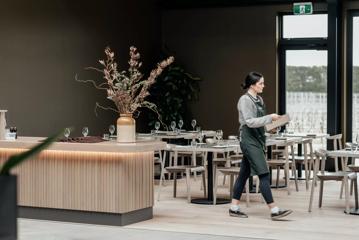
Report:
76,46,174,117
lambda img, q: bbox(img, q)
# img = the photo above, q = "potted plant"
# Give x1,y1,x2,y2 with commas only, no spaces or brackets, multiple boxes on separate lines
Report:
76,46,174,142
147,62,201,131
0,131,63,240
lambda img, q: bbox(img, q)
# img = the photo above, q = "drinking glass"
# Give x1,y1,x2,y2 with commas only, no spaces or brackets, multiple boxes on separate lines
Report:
191,119,197,131
355,133,359,152
197,131,204,143
170,121,176,132
64,128,71,140
109,125,115,136
178,120,184,131
155,121,160,132
216,130,223,141
82,127,89,137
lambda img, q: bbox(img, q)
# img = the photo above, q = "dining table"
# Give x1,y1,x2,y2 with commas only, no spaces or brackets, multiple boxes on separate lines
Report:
173,142,239,204
326,149,359,215
280,133,328,179
170,137,300,205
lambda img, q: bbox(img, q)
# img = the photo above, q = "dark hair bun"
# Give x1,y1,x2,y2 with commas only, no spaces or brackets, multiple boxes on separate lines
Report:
242,71,263,90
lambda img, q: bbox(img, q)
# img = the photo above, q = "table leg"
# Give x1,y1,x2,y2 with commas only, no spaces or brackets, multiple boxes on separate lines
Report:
191,152,230,205
345,175,359,215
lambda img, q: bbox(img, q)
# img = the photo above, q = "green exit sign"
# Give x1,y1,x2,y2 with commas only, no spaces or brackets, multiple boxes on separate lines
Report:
293,2,313,15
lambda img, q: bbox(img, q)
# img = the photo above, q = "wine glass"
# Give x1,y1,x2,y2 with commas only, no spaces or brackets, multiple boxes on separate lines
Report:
155,121,160,132
109,125,115,136
191,119,197,131
170,121,176,132
355,133,359,152
82,127,89,137
197,131,204,143
64,128,71,140
216,130,223,141
178,119,184,131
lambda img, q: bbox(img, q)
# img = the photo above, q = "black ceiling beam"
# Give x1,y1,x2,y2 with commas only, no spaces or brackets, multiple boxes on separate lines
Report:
161,0,326,9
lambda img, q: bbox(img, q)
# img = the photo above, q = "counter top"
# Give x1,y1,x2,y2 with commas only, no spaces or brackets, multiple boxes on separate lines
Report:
0,136,166,153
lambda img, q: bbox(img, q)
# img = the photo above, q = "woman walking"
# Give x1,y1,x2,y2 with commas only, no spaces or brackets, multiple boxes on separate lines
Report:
229,71,292,220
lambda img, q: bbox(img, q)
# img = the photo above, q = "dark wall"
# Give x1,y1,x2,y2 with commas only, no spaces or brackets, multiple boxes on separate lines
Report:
162,3,326,136
162,6,284,136
0,0,161,137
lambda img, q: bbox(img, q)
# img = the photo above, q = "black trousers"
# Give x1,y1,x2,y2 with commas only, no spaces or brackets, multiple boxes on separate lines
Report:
232,156,274,204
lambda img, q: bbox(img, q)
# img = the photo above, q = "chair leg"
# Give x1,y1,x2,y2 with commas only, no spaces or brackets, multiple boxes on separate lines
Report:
255,176,260,194
276,166,280,188
245,179,250,207
223,175,227,186
157,157,165,201
340,179,345,199
285,163,290,195
344,175,350,214
308,174,316,212
168,152,173,180
173,172,178,198
192,152,197,181
202,170,207,198
181,156,184,178
229,174,234,198
213,167,218,205
319,180,324,208
186,168,191,203
304,161,309,190
350,179,354,196
292,162,299,192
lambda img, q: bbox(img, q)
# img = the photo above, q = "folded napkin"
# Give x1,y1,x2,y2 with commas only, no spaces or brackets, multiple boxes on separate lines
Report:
59,136,106,143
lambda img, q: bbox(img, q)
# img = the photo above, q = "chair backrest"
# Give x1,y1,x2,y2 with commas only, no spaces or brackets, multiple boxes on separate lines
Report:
278,140,296,162
314,149,327,173
326,134,343,150
302,138,314,161
326,134,344,171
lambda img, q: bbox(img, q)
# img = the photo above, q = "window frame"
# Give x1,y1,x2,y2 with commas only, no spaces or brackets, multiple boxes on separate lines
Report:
278,12,328,124
346,11,359,141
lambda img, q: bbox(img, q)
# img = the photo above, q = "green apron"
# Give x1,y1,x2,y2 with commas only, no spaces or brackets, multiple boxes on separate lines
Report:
240,94,269,176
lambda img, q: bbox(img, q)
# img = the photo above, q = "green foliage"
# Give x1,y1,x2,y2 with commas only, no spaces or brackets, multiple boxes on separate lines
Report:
0,130,65,175
286,66,359,93
147,65,201,130
354,66,359,93
286,66,327,92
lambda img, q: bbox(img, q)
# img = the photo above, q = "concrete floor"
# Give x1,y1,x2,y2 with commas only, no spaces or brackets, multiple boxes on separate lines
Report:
19,219,261,240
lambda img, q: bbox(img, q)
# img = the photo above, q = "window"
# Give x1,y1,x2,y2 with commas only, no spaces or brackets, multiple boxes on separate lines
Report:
348,12,359,141
285,50,327,133
282,14,328,38
279,13,328,137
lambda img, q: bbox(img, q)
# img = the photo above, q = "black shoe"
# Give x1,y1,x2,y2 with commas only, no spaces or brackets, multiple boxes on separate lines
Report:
229,209,248,218
271,209,293,220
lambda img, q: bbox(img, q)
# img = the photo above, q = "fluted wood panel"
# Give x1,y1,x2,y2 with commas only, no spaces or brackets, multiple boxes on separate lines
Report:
0,148,154,213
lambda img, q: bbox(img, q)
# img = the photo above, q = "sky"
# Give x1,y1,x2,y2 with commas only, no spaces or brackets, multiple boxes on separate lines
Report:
283,14,359,67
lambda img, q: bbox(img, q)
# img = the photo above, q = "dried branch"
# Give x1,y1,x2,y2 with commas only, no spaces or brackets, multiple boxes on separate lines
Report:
78,46,174,120
94,102,119,117
75,74,108,90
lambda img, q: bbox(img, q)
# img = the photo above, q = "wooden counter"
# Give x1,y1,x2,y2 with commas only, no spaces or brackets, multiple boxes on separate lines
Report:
0,137,166,226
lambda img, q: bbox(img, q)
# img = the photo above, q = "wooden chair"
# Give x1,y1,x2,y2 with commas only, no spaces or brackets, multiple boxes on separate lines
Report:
213,159,260,206
326,134,343,172
292,138,315,190
267,140,299,195
158,165,206,203
308,150,356,213
326,134,353,199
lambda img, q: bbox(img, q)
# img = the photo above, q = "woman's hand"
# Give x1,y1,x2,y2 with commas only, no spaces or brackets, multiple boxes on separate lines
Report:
270,114,281,121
